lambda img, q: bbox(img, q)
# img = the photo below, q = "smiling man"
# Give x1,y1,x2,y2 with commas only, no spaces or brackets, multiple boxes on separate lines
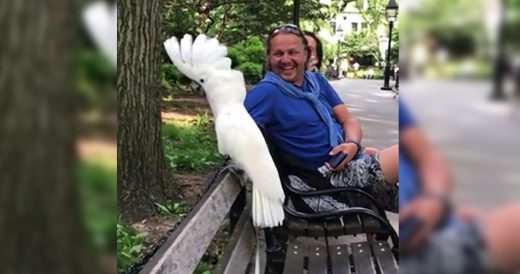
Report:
244,24,399,213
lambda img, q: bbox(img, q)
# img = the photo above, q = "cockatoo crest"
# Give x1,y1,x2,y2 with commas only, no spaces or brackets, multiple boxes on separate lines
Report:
164,34,232,88
82,1,117,67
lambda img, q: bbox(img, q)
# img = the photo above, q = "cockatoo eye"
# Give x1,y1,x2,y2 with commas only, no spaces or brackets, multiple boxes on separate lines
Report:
200,79,204,83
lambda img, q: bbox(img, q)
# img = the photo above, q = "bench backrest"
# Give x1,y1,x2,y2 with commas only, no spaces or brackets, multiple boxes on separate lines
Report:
139,172,251,274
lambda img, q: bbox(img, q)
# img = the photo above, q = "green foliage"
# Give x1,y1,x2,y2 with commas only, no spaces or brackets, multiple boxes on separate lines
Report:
194,262,214,274
162,0,330,45
161,63,183,84
355,0,387,32
162,113,223,171
237,62,263,83
78,161,116,254
155,200,189,216
400,0,485,58
117,223,148,272
228,36,265,66
76,49,116,112
342,30,381,66
227,36,265,83
161,63,192,95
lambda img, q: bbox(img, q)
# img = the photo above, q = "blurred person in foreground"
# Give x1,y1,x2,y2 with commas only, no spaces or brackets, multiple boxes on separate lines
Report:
400,99,520,274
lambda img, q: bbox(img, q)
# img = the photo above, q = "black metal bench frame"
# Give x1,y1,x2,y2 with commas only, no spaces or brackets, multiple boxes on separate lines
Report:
259,125,399,274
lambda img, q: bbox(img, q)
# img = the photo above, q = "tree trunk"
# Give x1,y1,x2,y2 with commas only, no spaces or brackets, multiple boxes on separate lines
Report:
0,1,91,274
118,0,167,222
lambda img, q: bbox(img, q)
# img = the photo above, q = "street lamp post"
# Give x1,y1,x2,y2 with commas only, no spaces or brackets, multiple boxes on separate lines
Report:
381,0,399,91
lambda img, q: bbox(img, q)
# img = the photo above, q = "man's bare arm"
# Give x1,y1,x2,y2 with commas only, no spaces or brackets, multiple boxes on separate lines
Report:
333,104,362,143
401,127,452,195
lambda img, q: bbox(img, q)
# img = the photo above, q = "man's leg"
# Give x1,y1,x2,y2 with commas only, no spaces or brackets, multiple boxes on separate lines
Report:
376,145,398,184
363,145,398,184
328,146,399,213
481,202,520,273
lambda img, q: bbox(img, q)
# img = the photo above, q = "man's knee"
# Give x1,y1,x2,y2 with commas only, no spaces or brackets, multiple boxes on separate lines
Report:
482,202,520,273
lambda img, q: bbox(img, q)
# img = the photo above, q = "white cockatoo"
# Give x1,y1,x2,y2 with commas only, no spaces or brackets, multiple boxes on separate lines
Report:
82,1,117,67
163,34,285,228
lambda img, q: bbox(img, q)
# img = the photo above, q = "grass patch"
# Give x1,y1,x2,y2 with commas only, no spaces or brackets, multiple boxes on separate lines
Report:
162,113,223,172
78,160,117,255
117,222,148,272
155,200,189,216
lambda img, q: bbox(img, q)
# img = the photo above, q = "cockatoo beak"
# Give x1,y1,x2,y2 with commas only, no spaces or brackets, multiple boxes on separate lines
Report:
190,81,204,96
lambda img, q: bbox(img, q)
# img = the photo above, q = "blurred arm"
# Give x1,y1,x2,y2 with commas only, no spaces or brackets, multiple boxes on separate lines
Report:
401,127,452,196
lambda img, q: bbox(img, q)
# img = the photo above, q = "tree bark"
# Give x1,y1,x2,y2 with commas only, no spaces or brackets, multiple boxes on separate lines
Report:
0,1,91,273
118,0,167,222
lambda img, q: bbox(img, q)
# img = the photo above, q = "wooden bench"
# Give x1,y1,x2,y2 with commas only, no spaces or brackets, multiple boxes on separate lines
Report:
137,171,256,274
134,168,398,274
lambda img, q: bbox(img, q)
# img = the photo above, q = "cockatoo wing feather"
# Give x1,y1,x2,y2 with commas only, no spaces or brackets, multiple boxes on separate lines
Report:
215,107,285,203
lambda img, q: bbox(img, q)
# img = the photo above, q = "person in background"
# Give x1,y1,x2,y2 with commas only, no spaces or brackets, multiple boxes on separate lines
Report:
303,31,323,73
353,62,360,78
400,100,520,274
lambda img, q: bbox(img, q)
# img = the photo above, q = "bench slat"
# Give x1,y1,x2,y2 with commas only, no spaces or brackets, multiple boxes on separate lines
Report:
329,244,351,274
372,242,398,274
283,239,305,274
139,173,242,274
350,242,376,274
308,244,327,274
214,205,255,274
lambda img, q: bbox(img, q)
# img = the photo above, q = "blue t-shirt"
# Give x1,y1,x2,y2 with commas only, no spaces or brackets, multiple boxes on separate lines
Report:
244,72,344,170
399,101,419,207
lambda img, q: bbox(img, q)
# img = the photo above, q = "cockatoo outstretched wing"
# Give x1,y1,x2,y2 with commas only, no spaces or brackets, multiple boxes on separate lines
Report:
82,1,117,67
163,33,284,228
163,34,231,84
216,105,285,227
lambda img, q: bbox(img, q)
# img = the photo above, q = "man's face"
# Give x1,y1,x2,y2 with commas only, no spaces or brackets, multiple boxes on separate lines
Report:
268,33,308,86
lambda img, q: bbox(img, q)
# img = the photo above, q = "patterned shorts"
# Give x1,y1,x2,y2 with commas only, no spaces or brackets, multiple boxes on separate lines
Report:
288,151,398,213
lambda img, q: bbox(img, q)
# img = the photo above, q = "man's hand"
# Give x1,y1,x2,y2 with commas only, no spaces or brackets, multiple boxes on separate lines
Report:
327,142,359,171
400,195,445,250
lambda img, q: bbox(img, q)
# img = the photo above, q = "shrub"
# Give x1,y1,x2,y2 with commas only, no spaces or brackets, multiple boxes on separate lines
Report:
228,36,265,83
238,62,263,84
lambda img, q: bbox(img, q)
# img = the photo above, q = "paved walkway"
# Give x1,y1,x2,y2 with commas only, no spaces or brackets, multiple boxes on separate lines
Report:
330,79,399,149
